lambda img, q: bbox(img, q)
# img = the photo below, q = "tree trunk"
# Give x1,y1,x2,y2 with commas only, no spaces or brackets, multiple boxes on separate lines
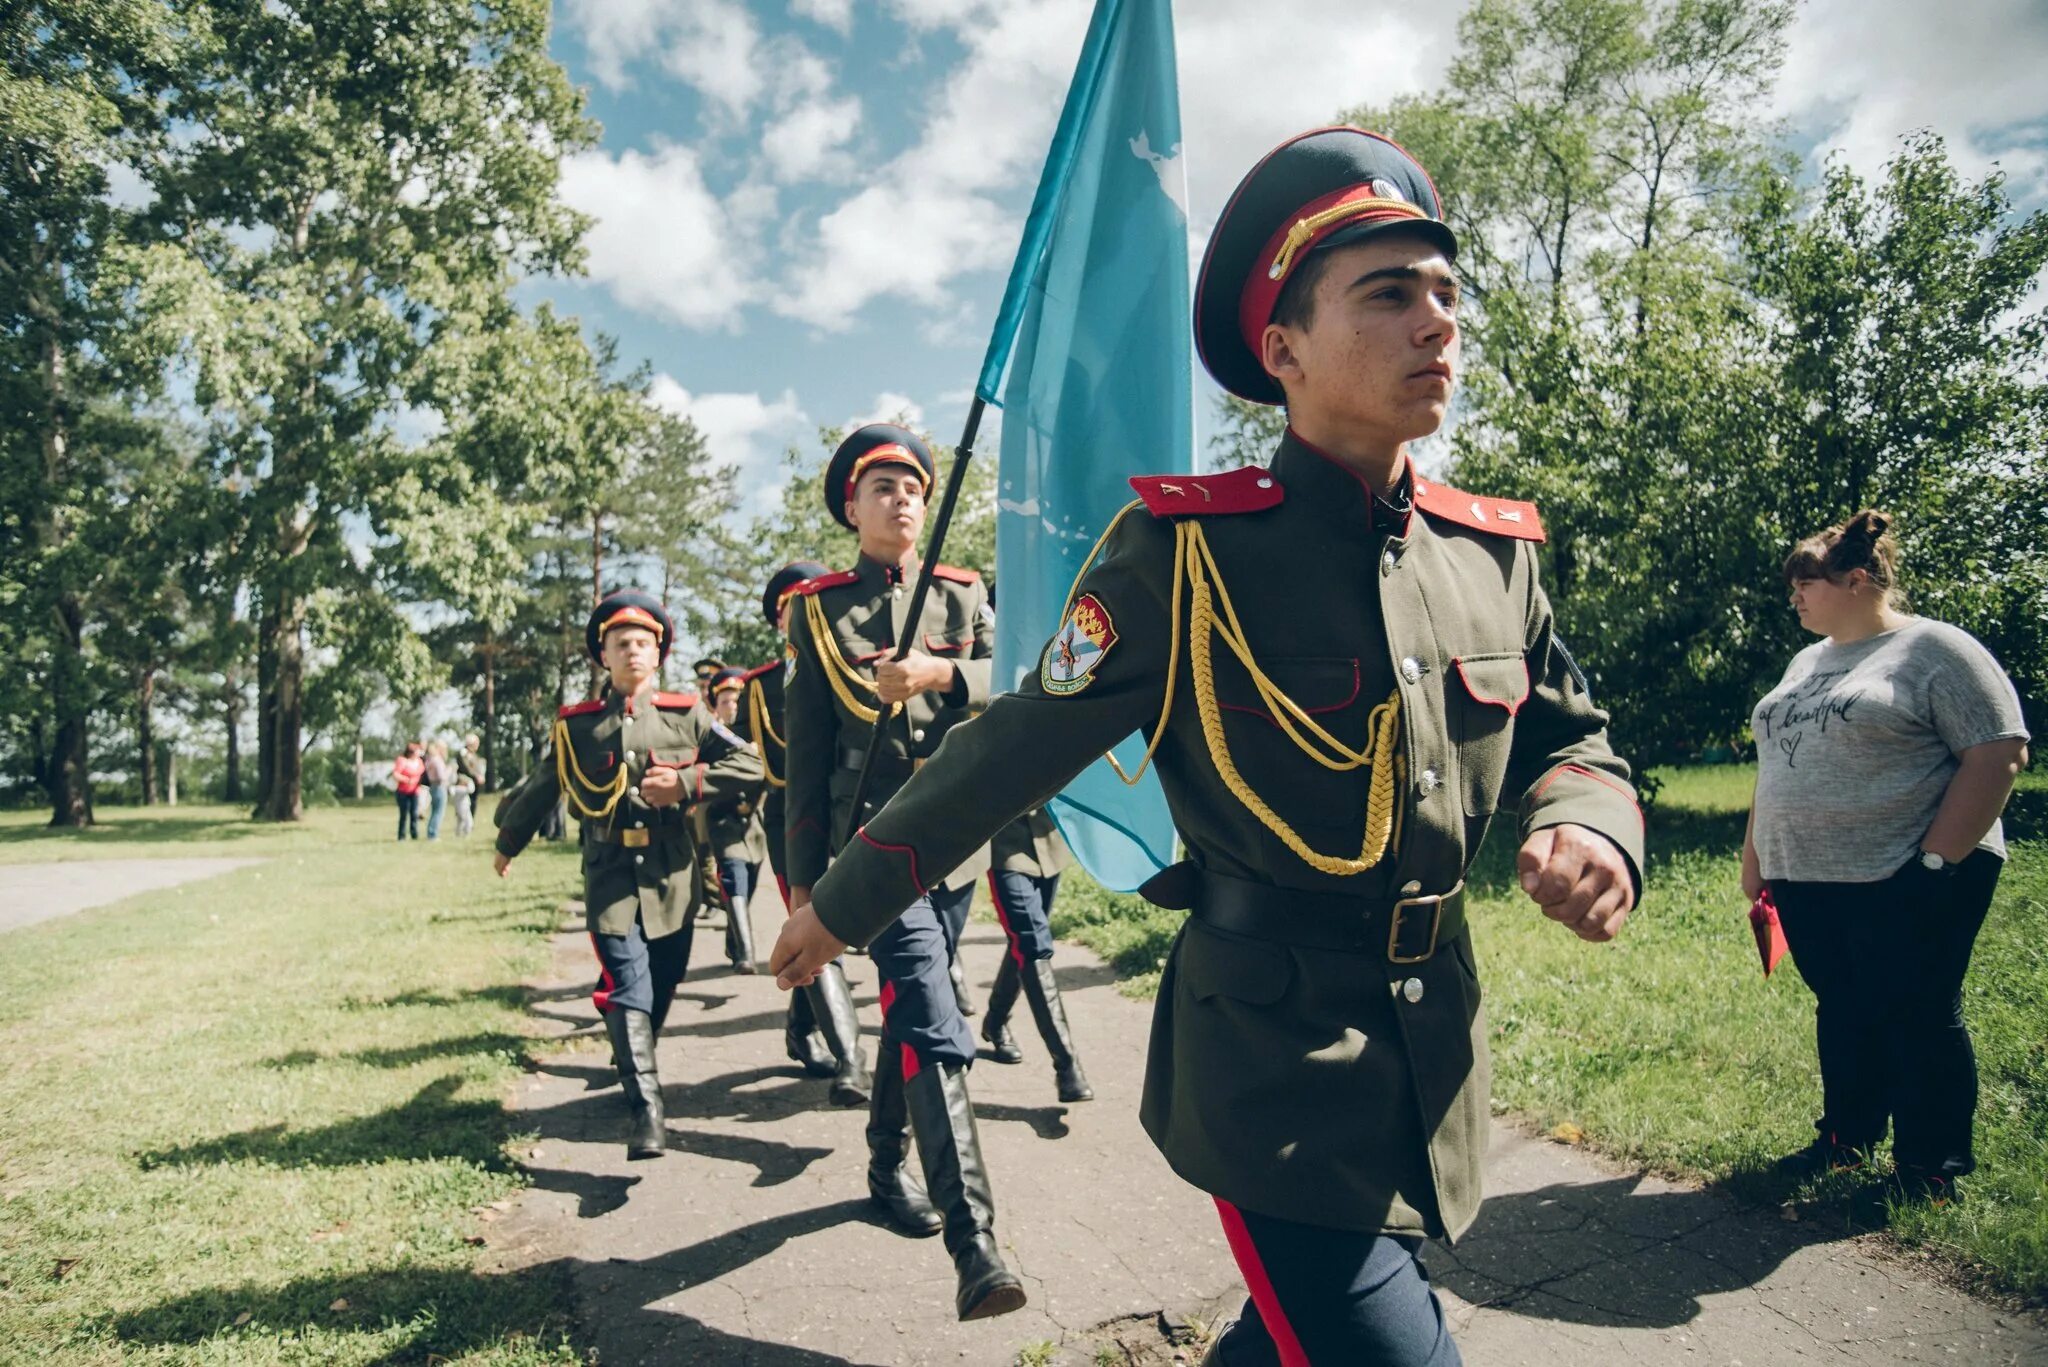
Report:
353,736,364,801
138,670,157,805
482,624,498,793
253,598,277,813
223,679,243,802
165,746,178,805
46,592,93,828
589,510,606,694
254,587,307,821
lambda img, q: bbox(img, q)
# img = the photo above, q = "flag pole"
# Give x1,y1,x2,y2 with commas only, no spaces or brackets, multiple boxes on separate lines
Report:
838,395,988,846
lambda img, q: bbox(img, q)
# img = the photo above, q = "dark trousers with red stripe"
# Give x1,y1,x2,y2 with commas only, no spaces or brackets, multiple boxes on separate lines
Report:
1212,1200,1461,1366
869,883,976,1070
590,919,693,1027
988,869,1059,965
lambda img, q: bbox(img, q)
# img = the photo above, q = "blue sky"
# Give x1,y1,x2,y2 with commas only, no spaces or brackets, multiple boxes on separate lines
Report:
535,0,2048,517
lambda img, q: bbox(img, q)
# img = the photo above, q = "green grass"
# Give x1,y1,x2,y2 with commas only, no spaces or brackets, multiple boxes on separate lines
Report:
0,802,587,1364
1055,765,2048,1303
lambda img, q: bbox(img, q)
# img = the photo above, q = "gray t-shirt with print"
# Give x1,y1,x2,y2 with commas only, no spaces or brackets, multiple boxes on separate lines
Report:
1751,618,2029,883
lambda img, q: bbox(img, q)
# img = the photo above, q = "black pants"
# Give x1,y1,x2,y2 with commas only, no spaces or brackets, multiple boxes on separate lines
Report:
395,790,419,839
1770,851,2002,1177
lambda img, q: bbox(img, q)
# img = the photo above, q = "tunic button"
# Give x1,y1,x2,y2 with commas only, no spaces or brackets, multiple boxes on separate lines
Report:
1400,657,1422,684
624,750,635,764
912,728,926,742
1421,767,1441,792
634,820,643,829
629,785,640,798
1403,977,1425,1003
1402,880,1422,896
633,854,644,866
1381,550,1396,577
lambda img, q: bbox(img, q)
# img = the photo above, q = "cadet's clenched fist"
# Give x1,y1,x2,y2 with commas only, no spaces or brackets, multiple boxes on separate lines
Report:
1517,823,1634,942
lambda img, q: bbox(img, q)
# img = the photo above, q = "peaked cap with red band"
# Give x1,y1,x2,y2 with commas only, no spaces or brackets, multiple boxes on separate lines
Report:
586,587,675,664
824,424,937,529
1196,127,1457,406
763,559,831,625
707,666,748,696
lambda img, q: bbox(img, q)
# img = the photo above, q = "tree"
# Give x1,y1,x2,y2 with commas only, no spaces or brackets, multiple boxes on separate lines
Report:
145,0,593,820
1,0,181,824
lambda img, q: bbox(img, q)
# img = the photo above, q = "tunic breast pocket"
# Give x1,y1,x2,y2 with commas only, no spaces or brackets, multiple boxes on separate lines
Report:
1448,652,1530,817
1211,655,1375,842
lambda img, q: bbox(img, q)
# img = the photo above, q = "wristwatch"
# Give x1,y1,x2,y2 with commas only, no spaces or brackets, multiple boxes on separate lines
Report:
1918,849,1954,874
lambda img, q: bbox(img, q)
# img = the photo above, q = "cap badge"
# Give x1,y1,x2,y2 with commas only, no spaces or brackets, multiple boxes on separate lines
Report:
1371,178,1408,204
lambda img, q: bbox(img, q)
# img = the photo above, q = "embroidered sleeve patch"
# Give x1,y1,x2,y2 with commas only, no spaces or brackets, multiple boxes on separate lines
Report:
1041,594,1118,695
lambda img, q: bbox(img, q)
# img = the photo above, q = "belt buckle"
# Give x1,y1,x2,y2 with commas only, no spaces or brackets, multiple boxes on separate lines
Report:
1387,893,1443,964
621,828,651,848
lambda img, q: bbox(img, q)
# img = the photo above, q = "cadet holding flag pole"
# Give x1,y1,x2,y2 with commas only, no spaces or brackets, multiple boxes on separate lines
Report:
774,127,1645,1364
782,427,1023,1322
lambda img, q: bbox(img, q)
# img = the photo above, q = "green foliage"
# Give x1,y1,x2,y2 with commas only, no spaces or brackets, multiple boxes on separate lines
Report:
0,802,584,1361
1313,0,2048,764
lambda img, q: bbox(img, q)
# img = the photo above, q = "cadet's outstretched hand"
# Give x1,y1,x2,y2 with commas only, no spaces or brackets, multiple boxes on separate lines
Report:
771,893,849,990
1517,823,1633,942
875,650,955,705
493,852,512,878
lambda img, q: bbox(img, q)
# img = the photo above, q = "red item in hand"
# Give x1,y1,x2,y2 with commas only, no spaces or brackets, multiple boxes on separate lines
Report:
1749,889,1788,977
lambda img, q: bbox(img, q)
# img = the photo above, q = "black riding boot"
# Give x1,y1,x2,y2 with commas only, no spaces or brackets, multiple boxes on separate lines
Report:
979,955,1024,1063
785,984,836,1077
725,893,757,973
948,953,976,1016
604,1008,667,1160
905,1060,1027,1321
866,1040,940,1237
809,959,871,1106
1021,958,1093,1102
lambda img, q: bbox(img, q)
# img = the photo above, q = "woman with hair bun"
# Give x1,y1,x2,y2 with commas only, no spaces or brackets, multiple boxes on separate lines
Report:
1742,510,2031,1206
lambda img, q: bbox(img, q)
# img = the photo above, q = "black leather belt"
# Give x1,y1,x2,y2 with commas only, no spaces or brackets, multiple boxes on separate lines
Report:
838,744,922,774
1142,863,1464,962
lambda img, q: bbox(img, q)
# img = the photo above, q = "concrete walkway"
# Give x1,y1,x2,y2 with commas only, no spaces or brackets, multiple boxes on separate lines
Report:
0,857,266,933
504,913,2048,1366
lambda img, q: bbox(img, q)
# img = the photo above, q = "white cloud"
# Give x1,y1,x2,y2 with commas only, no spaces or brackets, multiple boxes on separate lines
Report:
792,0,854,34
849,391,927,431
647,377,812,516
561,0,765,114
759,54,863,182
1774,0,2048,197
559,144,762,330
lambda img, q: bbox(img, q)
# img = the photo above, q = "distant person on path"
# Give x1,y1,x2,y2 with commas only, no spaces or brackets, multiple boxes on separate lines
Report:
391,742,426,840
452,733,485,837
423,741,453,840
493,589,763,1160
1744,510,2031,1206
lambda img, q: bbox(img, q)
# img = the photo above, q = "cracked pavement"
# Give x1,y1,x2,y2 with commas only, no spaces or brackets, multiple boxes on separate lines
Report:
506,912,2048,1366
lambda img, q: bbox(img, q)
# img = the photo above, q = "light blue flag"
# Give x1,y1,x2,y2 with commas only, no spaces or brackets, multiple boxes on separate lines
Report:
981,0,1190,892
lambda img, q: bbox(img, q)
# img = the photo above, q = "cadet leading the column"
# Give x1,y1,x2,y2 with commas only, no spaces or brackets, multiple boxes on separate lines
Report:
781,426,1025,1322
495,590,763,1160
772,128,1645,1365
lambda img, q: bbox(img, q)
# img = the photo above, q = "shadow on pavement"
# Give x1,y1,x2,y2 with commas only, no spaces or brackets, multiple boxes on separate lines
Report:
1429,1173,1856,1328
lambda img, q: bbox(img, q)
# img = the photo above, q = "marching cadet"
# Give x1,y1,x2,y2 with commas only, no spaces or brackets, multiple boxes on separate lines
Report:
782,424,1025,1322
705,666,768,973
978,807,1092,1103
772,129,1644,1364
740,562,872,1105
496,589,764,1161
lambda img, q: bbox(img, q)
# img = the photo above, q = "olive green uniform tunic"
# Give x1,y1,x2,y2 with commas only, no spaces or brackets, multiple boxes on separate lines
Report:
495,687,765,939
783,555,996,890
992,806,1072,879
809,434,1644,1241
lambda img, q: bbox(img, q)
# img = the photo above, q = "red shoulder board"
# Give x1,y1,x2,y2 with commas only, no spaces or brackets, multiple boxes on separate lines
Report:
558,699,604,718
741,659,779,682
793,568,859,597
932,563,980,584
652,691,699,711
1129,466,1284,518
1412,477,1545,542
